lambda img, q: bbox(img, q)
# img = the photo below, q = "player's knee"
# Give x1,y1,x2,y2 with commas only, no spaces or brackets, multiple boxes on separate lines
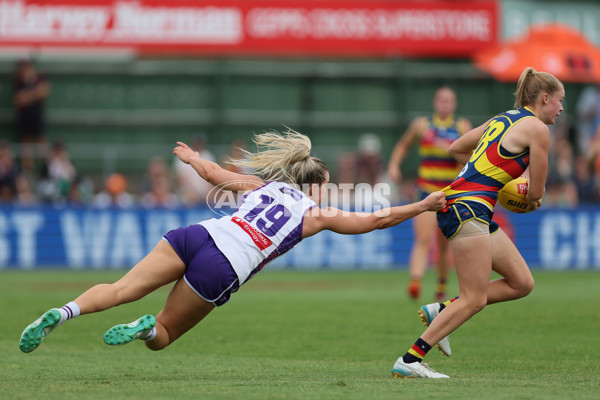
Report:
144,319,177,351
517,275,535,298
465,295,487,315
145,340,168,351
144,329,171,351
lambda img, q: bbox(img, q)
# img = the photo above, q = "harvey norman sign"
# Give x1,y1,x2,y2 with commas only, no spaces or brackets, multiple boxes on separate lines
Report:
0,0,497,57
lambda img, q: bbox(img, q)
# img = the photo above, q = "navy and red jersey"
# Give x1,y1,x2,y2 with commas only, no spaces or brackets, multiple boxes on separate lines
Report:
443,107,535,210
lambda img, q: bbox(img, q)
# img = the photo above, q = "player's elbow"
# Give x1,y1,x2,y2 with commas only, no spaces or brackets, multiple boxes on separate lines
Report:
448,144,469,164
448,142,460,158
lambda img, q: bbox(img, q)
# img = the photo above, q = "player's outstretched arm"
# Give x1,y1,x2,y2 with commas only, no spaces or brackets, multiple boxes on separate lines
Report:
173,141,264,192
302,192,446,238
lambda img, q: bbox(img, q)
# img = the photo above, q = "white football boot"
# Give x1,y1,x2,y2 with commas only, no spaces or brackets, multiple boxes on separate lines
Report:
418,302,451,356
391,357,449,379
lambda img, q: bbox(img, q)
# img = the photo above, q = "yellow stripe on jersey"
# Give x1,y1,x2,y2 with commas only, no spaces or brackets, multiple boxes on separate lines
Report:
456,196,494,210
442,188,495,210
419,146,454,158
418,166,462,181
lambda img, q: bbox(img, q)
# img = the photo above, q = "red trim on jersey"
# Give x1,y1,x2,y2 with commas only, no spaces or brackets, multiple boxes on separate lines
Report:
232,216,273,251
478,195,496,206
449,177,497,192
485,143,529,179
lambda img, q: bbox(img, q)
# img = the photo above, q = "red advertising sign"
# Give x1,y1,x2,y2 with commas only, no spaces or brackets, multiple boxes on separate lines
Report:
0,0,498,57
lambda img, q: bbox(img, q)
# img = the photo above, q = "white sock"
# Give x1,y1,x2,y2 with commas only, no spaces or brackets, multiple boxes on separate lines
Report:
140,327,157,341
56,301,81,326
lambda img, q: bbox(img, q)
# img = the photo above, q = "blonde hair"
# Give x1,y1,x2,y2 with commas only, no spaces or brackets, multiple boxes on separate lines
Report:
514,67,563,108
230,129,328,185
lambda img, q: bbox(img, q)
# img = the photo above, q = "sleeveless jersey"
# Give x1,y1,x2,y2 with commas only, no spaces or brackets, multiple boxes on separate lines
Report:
417,114,462,192
200,181,316,284
443,107,535,210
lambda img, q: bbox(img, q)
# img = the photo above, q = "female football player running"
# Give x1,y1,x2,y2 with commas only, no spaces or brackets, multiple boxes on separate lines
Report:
392,68,564,379
20,130,446,354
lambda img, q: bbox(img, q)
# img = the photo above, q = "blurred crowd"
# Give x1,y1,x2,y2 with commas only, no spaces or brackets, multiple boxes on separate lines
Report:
1,60,600,208
2,126,599,209
542,82,600,206
0,132,250,209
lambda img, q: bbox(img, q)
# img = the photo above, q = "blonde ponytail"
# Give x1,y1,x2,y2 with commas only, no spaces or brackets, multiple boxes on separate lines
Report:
230,128,329,185
514,67,563,108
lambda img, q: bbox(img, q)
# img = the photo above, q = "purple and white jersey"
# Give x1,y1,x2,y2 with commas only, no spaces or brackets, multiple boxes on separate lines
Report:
200,181,316,284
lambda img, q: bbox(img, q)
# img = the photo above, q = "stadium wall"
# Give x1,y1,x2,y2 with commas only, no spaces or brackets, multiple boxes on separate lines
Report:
1,206,599,270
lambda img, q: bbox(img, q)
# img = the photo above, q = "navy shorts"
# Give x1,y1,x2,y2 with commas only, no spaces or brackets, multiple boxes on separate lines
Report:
437,201,500,240
163,224,239,306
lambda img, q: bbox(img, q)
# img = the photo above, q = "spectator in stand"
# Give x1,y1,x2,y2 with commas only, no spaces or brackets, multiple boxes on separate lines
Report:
546,136,577,206
339,133,385,177
0,140,20,204
575,82,600,156
46,140,76,183
37,140,77,204
93,173,135,209
354,133,385,186
15,174,36,206
543,104,577,206
141,156,178,209
573,154,598,204
338,133,386,186
65,175,93,207
581,123,600,204
336,133,387,211
173,133,215,206
13,59,51,174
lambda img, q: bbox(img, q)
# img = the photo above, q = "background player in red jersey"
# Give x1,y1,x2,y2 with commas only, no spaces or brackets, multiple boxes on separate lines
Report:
388,87,472,300
392,68,564,378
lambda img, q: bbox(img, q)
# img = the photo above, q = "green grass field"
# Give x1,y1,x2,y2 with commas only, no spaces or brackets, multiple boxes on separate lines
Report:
1,269,599,400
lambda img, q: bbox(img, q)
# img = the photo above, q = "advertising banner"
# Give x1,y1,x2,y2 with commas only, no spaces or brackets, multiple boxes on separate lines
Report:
0,0,498,57
1,206,599,270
